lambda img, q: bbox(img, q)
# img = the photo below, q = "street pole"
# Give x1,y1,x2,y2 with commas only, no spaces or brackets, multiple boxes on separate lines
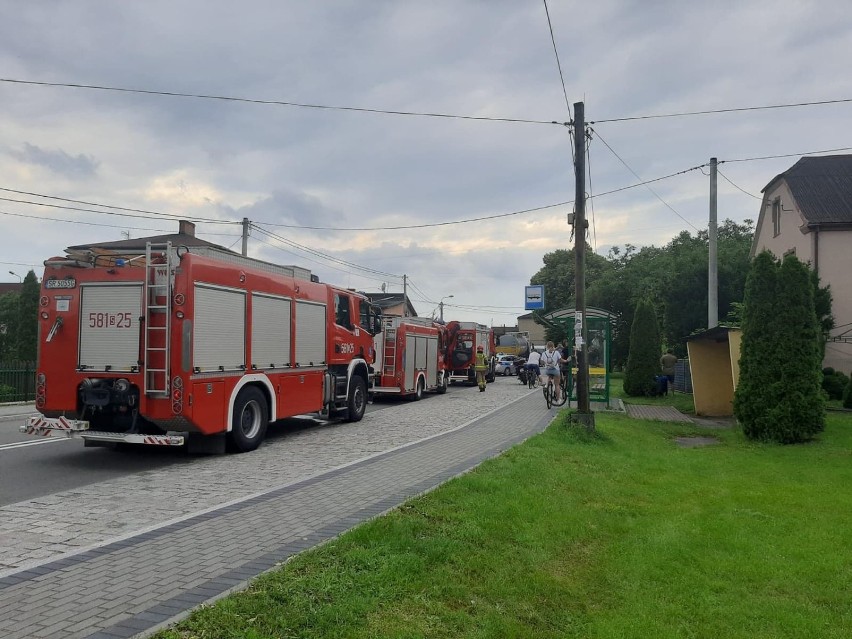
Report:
241,217,249,257
573,101,594,431
708,157,718,329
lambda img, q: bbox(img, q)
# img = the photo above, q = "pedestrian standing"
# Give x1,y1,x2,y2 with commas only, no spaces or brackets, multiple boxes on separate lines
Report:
474,345,489,392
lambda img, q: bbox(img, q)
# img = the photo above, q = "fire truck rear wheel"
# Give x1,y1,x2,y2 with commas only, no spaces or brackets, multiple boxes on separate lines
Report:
346,376,367,422
228,386,269,452
411,377,424,401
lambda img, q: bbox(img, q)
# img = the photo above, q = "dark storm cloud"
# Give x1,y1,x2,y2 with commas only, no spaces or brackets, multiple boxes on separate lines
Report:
10,143,99,177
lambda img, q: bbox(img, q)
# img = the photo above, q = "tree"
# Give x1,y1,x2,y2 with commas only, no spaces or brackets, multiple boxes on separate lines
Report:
529,246,612,343
0,292,19,360
733,252,825,443
15,270,39,362
623,298,661,396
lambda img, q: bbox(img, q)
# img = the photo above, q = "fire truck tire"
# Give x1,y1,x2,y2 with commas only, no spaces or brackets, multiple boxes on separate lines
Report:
228,386,269,452
410,376,424,401
436,373,448,394
346,376,367,422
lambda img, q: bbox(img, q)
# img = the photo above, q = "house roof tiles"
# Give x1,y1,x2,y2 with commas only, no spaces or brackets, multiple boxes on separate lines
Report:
767,154,852,225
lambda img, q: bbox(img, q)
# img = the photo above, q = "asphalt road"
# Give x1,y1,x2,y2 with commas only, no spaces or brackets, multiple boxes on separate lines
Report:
0,397,405,507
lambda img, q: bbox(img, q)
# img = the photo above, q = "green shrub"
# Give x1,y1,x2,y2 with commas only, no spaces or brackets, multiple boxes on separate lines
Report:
844,378,852,409
0,384,16,402
623,298,661,396
734,252,825,443
822,373,847,400
822,367,836,376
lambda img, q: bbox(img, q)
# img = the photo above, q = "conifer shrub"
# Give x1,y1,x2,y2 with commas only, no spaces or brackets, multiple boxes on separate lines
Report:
623,298,661,396
822,370,849,400
843,377,852,409
733,252,825,443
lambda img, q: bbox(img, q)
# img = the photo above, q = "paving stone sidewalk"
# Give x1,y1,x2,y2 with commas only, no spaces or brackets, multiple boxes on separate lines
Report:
624,403,692,422
0,388,554,639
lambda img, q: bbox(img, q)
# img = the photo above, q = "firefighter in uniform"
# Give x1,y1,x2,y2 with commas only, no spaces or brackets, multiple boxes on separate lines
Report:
474,344,489,392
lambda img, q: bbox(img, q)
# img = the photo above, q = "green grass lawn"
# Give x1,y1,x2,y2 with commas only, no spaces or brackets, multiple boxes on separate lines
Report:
156,412,852,639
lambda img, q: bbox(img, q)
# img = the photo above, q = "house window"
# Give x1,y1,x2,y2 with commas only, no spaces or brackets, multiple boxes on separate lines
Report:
772,198,781,237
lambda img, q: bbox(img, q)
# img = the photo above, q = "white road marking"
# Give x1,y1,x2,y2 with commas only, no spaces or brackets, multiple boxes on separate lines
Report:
0,437,73,451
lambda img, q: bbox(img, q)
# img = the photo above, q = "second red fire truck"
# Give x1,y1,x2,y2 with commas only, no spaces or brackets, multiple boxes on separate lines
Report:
372,316,449,399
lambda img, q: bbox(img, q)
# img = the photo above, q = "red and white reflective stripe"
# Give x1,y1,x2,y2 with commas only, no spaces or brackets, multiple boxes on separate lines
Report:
27,415,78,430
142,435,174,445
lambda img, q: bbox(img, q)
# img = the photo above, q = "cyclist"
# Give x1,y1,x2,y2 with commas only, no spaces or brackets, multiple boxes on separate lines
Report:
525,347,541,386
539,341,565,403
559,339,574,401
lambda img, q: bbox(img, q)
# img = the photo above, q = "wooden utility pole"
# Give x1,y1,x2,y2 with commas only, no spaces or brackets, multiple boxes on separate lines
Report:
573,101,594,430
708,158,718,328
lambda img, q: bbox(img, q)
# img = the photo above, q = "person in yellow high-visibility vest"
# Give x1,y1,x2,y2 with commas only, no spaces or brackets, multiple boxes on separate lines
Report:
474,345,489,392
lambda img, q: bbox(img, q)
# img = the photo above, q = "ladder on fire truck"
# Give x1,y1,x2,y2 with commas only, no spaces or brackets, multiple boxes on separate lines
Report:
144,242,172,396
382,316,397,377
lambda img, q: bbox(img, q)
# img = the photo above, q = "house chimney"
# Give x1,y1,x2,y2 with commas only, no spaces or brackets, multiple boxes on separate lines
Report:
178,220,196,237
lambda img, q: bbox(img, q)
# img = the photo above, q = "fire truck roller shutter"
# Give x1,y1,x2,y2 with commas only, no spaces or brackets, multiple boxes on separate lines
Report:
404,334,416,392
193,284,246,372
295,300,326,366
427,336,438,387
78,283,143,371
251,293,291,369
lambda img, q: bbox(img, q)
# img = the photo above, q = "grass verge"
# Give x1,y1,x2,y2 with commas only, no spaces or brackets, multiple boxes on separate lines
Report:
155,412,852,639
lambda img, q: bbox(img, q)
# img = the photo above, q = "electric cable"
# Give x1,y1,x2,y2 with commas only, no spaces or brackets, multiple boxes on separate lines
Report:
251,225,402,279
591,97,852,124
717,169,762,200
720,145,852,163
589,127,700,231
585,127,597,251
0,77,559,126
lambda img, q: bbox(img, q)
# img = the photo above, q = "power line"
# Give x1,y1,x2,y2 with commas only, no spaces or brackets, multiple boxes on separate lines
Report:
250,201,571,231
251,234,392,285
0,195,237,225
542,0,572,122
585,127,597,251
716,169,762,200
720,145,852,164
589,127,700,231
0,186,237,223
0,77,559,126
252,225,402,279
591,97,852,124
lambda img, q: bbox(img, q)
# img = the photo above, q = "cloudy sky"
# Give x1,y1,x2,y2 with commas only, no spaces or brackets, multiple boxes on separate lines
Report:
2,1,851,325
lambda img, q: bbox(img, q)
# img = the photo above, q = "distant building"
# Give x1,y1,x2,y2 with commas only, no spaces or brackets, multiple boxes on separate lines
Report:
751,154,852,371
517,312,546,347
364,293,417,318
0,283,24,296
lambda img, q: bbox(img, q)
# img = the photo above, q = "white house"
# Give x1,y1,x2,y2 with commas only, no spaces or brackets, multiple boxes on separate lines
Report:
750,154,852,372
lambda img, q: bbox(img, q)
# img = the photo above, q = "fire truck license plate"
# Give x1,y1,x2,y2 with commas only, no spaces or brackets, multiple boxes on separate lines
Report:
45,278,76,289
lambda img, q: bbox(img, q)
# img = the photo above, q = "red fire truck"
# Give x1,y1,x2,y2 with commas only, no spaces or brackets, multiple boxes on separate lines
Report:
372,316,449,399
445,321,496,384
21,242,382,453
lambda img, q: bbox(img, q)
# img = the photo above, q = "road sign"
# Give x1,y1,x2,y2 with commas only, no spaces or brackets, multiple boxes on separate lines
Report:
524,285,544,310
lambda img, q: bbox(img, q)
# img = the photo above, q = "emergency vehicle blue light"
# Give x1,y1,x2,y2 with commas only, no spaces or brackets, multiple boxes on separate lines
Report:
115,259,126,267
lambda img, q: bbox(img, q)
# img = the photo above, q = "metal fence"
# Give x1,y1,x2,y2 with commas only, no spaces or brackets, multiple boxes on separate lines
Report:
0,361,36,403
673,359,693,394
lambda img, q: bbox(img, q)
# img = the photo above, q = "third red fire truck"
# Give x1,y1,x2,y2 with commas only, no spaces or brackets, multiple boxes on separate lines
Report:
445,321,496,384
22,241,382,453
372,316,449,399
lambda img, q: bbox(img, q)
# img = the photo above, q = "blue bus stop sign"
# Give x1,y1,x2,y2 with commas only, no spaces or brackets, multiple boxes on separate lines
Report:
525,285,544,310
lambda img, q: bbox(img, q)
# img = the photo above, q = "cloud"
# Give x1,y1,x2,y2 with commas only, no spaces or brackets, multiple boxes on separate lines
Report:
9,143,99,177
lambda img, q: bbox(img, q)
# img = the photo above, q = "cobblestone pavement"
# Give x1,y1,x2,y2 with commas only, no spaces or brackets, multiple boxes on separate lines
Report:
624,403,692,422
0,379,555,638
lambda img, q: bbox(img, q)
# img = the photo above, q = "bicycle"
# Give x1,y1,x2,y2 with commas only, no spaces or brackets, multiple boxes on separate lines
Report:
526,365,539,389
542,372,567,408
